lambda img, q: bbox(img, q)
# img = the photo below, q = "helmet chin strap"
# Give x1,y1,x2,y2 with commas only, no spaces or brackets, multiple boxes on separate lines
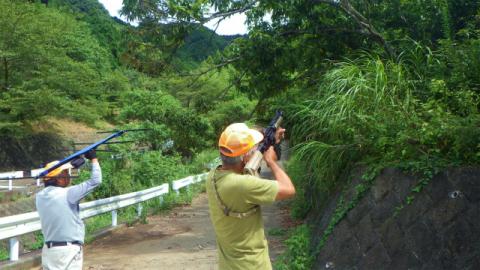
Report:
241,156,247,166
44,179,61,187
43,172,70,187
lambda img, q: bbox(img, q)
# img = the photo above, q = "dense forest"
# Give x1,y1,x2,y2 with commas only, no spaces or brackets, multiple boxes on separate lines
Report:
0,0,248,166
1,0,479,268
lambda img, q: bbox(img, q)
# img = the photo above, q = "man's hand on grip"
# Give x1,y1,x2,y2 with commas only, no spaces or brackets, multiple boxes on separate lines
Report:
275,127,286,144
263,146,278,166
84,149,97,160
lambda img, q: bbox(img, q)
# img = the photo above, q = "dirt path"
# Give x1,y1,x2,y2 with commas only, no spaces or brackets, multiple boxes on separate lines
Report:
80,192,290,270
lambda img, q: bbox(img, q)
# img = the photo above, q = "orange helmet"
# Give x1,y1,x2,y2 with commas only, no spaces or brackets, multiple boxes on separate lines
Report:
42,160,73,180
219,123,264,157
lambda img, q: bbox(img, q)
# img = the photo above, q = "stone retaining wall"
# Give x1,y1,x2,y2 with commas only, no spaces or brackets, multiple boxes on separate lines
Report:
312,167,480,270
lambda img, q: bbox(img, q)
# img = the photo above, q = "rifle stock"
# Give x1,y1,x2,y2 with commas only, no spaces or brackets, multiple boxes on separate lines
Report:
243,150,263,176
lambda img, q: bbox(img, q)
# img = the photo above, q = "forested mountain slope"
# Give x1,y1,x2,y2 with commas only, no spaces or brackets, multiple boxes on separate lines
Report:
0,0,246,170
50,0,239,68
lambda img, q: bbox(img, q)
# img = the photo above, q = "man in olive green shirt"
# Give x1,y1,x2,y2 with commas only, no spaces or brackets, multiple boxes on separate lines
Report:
206,123,295,269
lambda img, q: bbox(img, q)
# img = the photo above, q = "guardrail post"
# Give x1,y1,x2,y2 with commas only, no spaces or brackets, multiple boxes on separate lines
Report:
111,210,117,227
136,203,143,218
8,177,12,191
9,237,19,261
175,189,180,196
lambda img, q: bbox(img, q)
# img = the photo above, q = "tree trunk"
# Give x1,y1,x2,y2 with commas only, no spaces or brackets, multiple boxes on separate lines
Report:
338,0,395,58
314,0,395,58
3,57,8,90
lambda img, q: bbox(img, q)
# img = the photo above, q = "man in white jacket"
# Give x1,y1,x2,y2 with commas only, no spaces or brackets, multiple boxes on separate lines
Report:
36,149,101,270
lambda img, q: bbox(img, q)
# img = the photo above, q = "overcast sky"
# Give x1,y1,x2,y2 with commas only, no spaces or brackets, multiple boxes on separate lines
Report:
98,0,248,35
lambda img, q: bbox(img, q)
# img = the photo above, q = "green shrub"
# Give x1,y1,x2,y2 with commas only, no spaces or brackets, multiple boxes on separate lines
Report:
0,247,8,261
285,157,314,220
274,224,313,270
25,231,44,250
189,149,220,173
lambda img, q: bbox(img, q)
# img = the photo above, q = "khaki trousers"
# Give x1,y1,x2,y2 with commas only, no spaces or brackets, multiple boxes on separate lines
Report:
41,244,83,270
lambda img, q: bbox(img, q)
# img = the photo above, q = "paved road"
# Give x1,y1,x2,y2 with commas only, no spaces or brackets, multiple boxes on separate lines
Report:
79,193,289,270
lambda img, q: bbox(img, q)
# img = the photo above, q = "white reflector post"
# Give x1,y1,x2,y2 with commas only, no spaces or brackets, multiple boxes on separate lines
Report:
8,178,12,191
158,196,164,205
136,203,143,218
9,237,19,261
111,210,117,227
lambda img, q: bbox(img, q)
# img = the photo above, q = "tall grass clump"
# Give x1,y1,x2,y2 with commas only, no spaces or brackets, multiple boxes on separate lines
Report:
288,50,480,217
290,55,415,208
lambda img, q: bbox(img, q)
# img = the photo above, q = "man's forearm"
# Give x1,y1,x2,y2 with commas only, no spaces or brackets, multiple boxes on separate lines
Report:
268,161,295,200
88,161,102,186
67,161,102,203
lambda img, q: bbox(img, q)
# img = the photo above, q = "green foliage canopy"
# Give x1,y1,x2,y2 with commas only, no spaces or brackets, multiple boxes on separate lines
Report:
0,0,113,132
119,86,214,156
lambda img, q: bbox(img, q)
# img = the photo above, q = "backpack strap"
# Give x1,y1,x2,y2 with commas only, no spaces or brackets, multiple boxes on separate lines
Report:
212,168,259,219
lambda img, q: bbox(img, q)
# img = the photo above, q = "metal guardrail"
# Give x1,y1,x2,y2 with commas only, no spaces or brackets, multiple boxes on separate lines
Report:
0,171,25,191
0,168,78,191
171,173,208,194
0,173,207,262
0,172,23,179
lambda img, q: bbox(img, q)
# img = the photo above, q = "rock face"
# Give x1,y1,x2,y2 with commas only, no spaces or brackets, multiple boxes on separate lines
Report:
312,167,480,270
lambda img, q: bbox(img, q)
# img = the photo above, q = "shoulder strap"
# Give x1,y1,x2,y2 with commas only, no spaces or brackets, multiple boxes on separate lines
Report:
212,168,259,219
